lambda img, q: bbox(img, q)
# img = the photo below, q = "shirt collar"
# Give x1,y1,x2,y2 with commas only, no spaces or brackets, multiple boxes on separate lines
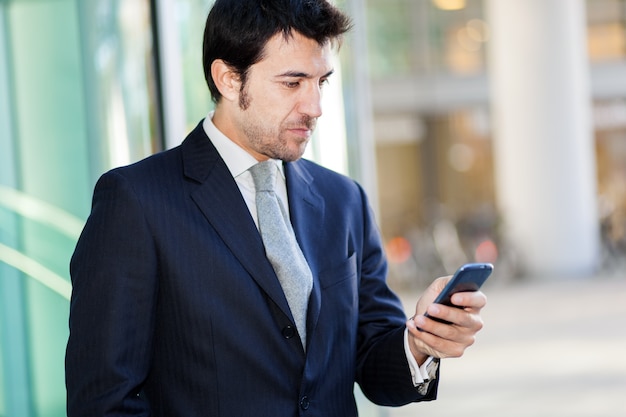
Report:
202,111,285,180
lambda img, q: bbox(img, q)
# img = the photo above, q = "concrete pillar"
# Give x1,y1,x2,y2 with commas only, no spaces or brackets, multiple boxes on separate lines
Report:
486,0,600,277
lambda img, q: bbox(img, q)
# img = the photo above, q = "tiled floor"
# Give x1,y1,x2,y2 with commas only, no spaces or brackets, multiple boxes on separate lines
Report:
363,272,626,417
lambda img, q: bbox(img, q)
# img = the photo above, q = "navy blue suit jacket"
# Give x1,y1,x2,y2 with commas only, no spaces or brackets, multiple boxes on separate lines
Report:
66,122,438,417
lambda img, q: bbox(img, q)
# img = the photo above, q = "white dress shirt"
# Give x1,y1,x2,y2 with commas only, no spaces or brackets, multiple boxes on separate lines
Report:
202,112,435,386
203,113,288,228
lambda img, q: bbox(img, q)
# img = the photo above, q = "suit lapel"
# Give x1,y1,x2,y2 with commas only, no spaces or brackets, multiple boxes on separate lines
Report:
181,124,292,319
284,161,325,341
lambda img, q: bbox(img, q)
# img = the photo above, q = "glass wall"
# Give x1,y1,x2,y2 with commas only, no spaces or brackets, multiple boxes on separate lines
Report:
173,0,215,129
0,0,160,415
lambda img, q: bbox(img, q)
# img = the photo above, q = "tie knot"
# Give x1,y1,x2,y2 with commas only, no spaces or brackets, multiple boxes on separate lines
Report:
250,161,277,192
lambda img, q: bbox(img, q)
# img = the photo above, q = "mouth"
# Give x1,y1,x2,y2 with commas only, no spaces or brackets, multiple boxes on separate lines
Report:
288,127,313,139
287,119,317,138
284,115,317,141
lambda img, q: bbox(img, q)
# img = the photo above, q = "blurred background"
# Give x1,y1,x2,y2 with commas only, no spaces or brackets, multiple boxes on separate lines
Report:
0,0,625,416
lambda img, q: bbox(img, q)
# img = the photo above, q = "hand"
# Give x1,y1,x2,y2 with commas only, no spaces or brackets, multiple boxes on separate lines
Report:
406,276,487,364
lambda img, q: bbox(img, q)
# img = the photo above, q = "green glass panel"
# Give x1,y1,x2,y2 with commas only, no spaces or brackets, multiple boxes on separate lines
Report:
176,0,214,128
2,0,158,415
8,0,85,414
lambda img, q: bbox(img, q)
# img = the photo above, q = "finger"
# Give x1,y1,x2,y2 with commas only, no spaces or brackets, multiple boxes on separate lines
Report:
413,310,482,346
435,304,484,333
411,313,455,340
408,314,480,359
434,275,452,290
450,291,487,310
407,322,467,359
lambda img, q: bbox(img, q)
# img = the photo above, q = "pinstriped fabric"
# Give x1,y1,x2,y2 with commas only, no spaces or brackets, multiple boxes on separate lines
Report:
250,161,313,348
67,126,435,416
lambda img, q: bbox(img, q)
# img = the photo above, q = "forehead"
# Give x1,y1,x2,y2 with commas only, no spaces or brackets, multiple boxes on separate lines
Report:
255,31,334,75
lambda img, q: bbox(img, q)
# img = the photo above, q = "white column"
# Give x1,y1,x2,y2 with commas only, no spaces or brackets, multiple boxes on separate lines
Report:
344,0,379,215
486,0,600,277
155,0,187,149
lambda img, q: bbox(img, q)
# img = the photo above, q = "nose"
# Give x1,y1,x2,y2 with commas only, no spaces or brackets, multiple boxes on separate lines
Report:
298,83,323,119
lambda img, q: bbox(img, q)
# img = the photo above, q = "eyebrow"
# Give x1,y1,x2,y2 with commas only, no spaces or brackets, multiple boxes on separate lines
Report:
276,69,335,79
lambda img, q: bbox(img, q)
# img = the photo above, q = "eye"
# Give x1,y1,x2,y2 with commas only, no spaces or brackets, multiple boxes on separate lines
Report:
283,81,300,89
319,78,330,87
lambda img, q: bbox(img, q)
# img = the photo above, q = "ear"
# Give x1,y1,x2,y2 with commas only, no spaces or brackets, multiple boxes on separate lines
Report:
211,59,241,103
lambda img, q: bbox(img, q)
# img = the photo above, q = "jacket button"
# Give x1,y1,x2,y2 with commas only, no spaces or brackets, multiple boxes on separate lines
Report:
282,325,296,339
300,396,310,410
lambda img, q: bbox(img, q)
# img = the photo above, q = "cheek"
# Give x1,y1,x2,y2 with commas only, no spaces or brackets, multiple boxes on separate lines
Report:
261,100,296,126
262,87,299,115
247,86,299,128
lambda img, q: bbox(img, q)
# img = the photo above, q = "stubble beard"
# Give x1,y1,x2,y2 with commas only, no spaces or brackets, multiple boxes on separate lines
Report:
239,88,317,162
243,118,314,162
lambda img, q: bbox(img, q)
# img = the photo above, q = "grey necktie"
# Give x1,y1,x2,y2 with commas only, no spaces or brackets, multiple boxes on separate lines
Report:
249,161,313,347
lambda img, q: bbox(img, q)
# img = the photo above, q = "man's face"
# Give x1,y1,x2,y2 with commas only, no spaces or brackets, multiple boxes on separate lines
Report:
225,31,334,162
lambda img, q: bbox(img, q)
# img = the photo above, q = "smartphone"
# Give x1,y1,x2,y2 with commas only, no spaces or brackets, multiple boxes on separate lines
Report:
424,263,493,324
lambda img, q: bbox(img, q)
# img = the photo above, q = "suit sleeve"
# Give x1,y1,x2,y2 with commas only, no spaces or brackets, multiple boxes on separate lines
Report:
66,170,157,417
353,184,439,406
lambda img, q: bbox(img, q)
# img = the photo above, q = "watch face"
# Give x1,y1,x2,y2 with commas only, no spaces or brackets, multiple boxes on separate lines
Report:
416,380,431,396
417,358,439,395
426,358,439,379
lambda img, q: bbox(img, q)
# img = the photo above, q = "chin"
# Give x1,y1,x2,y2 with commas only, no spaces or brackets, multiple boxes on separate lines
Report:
280,153,304,163
279,143,308,162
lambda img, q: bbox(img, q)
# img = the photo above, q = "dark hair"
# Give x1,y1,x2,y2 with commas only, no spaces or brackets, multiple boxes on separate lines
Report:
202,0,352,103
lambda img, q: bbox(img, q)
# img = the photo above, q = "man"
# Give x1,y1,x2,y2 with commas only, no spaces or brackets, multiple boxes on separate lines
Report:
66,0,487,416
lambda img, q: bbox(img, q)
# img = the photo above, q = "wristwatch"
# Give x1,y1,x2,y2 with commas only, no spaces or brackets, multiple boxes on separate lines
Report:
416,358,440,395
